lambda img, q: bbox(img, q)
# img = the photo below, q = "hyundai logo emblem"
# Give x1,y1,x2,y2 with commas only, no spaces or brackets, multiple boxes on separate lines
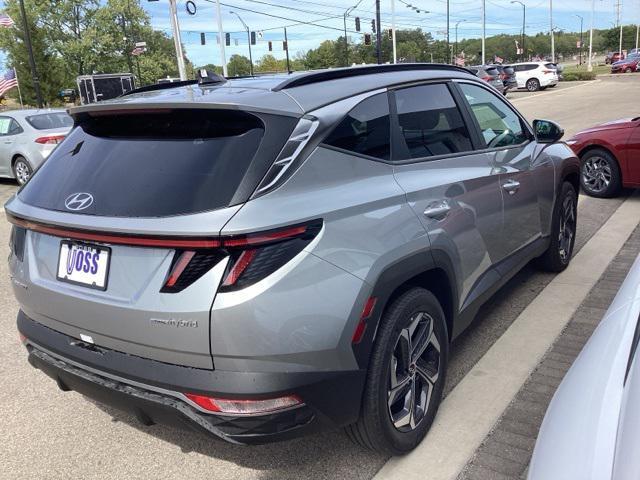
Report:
64,192,94,211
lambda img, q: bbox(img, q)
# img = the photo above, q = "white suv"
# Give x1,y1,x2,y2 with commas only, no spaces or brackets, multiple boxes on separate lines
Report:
511,62,559,91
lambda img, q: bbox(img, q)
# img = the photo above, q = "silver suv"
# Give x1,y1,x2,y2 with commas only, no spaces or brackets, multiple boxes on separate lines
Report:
8,64,579,454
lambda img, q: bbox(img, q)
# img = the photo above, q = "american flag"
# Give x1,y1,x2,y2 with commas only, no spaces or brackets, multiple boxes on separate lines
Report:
0,13,15,27
0,69,18,96
131,46,145,56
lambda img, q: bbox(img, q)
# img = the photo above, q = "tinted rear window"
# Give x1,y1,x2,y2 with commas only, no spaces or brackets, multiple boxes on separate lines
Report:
19,109,268,217
25,112,73,130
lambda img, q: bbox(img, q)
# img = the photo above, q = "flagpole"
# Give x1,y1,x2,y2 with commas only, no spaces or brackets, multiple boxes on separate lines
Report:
13,68,24,108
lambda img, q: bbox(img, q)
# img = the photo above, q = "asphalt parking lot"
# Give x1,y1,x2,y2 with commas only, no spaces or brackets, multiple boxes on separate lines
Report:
1,75,639,480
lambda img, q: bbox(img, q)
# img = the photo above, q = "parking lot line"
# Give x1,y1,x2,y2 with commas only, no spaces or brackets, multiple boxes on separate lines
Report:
374,193,640,480
510,80,599,103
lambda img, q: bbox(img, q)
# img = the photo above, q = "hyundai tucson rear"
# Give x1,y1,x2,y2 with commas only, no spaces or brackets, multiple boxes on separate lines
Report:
8,65,579,454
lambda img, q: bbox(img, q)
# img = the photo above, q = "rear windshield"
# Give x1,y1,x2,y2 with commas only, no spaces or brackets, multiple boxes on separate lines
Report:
26,112,73,130
19,109,269,217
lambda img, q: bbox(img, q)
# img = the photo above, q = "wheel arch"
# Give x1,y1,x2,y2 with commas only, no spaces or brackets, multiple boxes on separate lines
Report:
352,249,457,369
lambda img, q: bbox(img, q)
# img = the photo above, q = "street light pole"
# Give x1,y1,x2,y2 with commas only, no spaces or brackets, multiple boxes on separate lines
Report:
587,0,595,71
511,1,525,61
447,0,450,64
168,0,187,80
481,0,486,65
18,0,43,107
550,0,554,62
574,14,583,65
391,0,397,63
230,11,253,76
343,0,364,67
214,0,228,76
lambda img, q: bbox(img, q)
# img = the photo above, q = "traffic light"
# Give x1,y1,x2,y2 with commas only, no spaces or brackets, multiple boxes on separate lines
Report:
225,32,230,46
250,31,256,45
371,19,376,33
388,28,393,39
364,33,372,45
355,17,360,31
200,32,206,45
268,41,273,51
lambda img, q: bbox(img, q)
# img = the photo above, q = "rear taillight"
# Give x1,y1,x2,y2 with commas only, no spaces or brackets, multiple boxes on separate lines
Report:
542,69,553,74
9,226,26,261
160,220,322,293
482,76,493,81
184,393,303,415
499,73,507,80
35,135,65,145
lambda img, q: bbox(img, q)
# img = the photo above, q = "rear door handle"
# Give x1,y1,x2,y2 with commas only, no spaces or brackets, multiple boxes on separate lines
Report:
502,179,521,195
423,200,451,220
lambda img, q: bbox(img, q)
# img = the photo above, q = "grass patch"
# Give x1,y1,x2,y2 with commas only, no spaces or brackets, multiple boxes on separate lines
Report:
561,63,609,79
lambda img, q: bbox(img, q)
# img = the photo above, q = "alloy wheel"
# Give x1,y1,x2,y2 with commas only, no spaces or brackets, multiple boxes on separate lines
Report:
558,194,576,263
582,156,611,194
14,160,31,185
387,312,440,432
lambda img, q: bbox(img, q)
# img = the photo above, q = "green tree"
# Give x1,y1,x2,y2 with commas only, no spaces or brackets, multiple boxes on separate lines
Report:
227,54,252,76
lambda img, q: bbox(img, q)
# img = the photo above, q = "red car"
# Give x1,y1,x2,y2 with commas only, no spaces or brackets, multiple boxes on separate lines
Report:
606,52,625,64
611,55,640,73
566,117,640,197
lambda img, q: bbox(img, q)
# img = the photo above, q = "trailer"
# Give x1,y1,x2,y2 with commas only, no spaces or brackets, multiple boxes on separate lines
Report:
76,73,136,105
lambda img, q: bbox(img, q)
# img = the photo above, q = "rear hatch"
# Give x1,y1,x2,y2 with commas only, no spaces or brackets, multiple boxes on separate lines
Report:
7,107,297,369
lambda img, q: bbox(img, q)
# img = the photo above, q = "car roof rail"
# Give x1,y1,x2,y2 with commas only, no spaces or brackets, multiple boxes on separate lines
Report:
272,63,471,91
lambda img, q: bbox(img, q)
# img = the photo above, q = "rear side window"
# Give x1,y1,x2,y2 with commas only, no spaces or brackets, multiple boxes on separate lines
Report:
0,117,22,135
26,112,73,130
460,83,530,148
323,93,391,160
19,109,269,217
394,83,473,160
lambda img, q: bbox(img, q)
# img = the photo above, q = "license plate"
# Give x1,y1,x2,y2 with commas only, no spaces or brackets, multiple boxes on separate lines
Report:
57,241,111,290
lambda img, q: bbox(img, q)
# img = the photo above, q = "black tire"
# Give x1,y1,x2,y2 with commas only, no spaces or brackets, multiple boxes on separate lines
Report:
625,67,632,73
537,182,577,272
345,288,448,455
526,78,540,91
580,148,621,198
12,156,32,186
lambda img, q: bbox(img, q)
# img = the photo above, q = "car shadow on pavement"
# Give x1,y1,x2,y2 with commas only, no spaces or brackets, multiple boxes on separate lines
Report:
90,401,387,480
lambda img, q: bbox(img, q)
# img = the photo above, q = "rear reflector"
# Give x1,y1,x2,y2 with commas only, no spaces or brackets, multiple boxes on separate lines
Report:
18,332,27,344
352,297,377,344
35,135,66,145
184,393,303,415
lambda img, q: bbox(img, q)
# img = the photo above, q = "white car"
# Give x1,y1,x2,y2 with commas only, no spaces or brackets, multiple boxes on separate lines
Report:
510,62,559,92
529,253,640,480
0,109,73,185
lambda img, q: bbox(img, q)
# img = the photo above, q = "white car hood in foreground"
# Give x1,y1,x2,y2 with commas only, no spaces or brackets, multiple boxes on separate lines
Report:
528,254,640,480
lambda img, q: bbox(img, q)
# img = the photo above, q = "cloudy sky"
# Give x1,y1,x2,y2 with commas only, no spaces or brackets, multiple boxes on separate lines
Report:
143,0,639,66
0,0,638,70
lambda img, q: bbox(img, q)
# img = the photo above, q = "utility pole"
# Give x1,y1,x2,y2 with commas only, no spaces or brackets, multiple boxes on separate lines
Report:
511,1,526,60
391,0,397,63
375,0,382,64
550,0,554,62
447,0,450,64
574,14,583,65
284,27,291,73
168,0,187,80
120,15,134,75
588,0,595,71
230,11,253,75
214,0,228,76
481,0,486,64
17,0,43,107
636,23,639,51
455,20,465,62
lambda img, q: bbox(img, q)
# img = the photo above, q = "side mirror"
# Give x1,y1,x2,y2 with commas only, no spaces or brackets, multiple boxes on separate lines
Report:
533,119,564,144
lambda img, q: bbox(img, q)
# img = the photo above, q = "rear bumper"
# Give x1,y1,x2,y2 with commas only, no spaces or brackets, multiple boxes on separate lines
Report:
18,311,366,444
